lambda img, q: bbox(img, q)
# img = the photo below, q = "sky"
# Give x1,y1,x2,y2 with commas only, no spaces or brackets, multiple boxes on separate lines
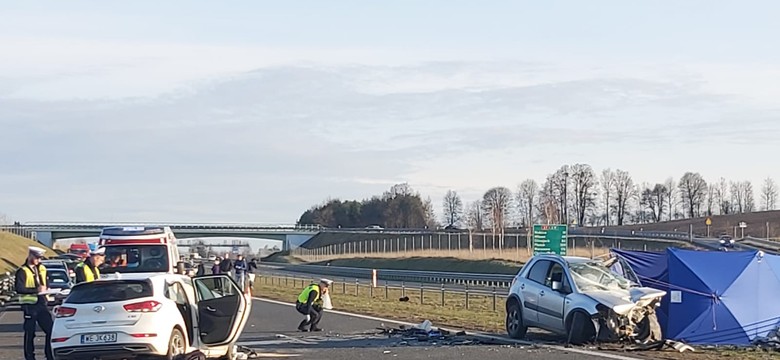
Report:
2,1,780,223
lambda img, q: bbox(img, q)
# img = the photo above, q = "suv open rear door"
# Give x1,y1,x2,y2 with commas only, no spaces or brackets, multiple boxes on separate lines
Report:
192,275,251,352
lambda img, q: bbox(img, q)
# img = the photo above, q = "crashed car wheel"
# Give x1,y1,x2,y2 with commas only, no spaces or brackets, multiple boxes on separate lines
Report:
634,313,662,343
567,311,596,345
506,301,528,339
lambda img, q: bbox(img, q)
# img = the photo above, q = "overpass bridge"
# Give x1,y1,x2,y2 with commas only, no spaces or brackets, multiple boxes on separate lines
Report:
1,222,321,251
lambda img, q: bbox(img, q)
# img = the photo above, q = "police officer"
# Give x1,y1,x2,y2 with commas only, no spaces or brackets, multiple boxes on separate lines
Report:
74,246,105,284
295,279,332,332
15,246,53,360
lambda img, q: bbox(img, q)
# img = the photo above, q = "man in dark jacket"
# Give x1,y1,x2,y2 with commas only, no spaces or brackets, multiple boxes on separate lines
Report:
16,246,53,360
219,254,233,276
233,255,247,290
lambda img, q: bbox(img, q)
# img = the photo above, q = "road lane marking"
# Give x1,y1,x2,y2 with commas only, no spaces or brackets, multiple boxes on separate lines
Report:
251,297,641,360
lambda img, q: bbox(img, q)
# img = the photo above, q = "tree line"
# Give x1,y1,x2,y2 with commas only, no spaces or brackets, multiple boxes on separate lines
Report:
298,183,436,228
297,165,779,232
441,164,779,231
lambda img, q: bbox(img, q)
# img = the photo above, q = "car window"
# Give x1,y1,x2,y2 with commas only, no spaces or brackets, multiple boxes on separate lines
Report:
99,245,169,274
47,271,70,285
66,280,154,304
165,282,188,305
194,277,238,301
527,260,551,285
545,263,571,291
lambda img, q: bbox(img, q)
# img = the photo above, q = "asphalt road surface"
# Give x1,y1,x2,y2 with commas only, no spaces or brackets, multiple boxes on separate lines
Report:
0,299,632,360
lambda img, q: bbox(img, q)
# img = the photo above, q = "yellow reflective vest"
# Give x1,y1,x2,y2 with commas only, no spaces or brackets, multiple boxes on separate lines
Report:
76,262,100,283
297,284,320,304
19,264,46,305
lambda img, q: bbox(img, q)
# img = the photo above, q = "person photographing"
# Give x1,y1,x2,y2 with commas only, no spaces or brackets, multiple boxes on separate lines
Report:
295,279,332,332
15,246,53,360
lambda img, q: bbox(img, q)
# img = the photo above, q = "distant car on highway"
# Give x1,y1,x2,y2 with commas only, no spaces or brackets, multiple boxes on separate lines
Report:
719,235,735,248
45,269,73,306
51,273,251,359
365,225,383,230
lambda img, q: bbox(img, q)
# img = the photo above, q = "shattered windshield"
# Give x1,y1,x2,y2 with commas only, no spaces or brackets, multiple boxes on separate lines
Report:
569,262,634,292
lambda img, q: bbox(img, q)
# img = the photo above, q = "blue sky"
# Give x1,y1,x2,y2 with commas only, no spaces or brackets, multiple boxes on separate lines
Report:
1,1,780,223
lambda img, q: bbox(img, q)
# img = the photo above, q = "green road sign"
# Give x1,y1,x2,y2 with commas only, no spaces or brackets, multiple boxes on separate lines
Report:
533,224,568,256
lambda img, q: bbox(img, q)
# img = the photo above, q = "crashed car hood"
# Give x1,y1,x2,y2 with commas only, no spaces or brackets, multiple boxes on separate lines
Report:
584,287,666,315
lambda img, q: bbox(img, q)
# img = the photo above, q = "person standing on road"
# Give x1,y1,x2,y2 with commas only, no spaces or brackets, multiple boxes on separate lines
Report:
233,254,247,290
247,258,258,288
295,279,332,332
219,254,233,277
74,247,106,284
15,246,53,360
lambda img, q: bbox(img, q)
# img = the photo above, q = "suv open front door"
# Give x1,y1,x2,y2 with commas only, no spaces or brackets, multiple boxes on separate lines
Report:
192,275,250,350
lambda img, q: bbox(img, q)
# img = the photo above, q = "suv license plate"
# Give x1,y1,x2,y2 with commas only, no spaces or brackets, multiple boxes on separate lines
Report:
81,333,117,344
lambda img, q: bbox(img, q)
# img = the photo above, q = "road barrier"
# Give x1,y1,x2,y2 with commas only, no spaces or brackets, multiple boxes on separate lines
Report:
259,273,506,311
272,264,517,288
741,237,780,253
0,273,16,308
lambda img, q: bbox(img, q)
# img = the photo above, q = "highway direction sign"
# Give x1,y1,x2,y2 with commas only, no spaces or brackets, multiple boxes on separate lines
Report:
533,224,568,256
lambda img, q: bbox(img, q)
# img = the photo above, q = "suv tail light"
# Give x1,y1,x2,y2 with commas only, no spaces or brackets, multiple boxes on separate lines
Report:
55,306,77,318
123,300,162,313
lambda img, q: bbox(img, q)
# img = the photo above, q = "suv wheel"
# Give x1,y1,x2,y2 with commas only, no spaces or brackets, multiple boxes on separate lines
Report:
506,300,528,339
566,311,595,345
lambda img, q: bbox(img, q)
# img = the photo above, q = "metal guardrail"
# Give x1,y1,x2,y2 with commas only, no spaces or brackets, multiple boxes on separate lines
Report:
274,263,517,288
741,237,780,253
0,273,16,308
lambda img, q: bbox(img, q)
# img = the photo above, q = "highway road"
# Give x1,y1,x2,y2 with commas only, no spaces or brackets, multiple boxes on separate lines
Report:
0,299,635,360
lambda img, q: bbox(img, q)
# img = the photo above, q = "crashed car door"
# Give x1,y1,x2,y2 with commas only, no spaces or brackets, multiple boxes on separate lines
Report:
536,263,568,333
192,275,249,348
522,260,553,326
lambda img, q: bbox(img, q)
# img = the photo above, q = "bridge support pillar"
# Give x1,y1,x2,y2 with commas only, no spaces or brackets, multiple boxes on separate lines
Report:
33,231,54,248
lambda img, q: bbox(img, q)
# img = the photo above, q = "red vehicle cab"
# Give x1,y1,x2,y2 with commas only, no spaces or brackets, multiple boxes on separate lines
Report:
97,226,183,278
68,243,90,260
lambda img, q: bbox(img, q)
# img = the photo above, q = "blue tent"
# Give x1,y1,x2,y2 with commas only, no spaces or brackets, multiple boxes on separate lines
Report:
612,248,780,346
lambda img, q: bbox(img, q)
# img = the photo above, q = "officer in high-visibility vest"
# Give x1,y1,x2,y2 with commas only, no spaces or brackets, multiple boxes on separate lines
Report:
15,246,53,360
74,246,106,284
295,278,332,332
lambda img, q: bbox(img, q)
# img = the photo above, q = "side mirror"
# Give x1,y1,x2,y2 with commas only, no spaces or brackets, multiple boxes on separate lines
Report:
552,281,563,292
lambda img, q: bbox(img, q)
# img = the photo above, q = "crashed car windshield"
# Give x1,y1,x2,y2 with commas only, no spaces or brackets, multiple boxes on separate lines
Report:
568,261,633,291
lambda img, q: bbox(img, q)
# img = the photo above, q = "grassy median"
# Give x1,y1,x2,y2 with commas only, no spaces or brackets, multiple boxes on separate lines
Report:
251,274,779,360
252,274,505,333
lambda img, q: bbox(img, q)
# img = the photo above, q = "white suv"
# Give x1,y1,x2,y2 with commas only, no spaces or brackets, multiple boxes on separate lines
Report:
51,273,251,359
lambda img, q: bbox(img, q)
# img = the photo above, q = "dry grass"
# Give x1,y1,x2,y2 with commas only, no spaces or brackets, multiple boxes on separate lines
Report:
252,274,505,333
0,231,57,274
294,247,612,264
252,274,779,360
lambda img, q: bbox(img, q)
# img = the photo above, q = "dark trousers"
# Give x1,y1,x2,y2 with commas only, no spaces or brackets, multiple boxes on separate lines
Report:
22,303,53,360
295,302,322,330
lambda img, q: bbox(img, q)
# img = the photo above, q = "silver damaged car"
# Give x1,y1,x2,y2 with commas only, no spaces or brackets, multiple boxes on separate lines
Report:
505,254,665,345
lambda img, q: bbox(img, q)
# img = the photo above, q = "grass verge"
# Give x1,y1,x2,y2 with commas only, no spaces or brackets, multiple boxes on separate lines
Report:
252,274,779,360
0,231,57,274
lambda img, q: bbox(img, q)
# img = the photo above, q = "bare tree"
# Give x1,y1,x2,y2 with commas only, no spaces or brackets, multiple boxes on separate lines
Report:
642,184,668,222
601,169,615,226
423,196,437,228
706,184,716,216
516,179,538,227
538,178,560,224
570,164,597,226
550,166,571,224
744,181,755,213
715,177,729,215
730,181,755,213
664,177,677,221
613,169,635,226
442,190,464,227
483,187,513,247
762,178,778,211
679,173,708,218
465,200,484,231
